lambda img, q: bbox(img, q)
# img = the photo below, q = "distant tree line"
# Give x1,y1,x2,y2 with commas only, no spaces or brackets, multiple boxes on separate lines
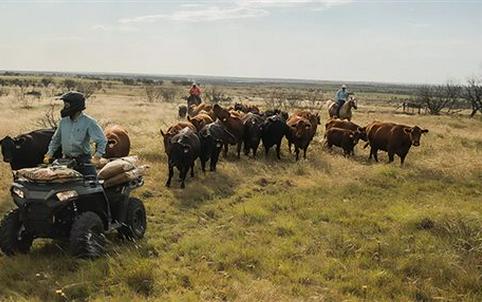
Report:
0,77,103,100
120,78,164,86
119,78,190,86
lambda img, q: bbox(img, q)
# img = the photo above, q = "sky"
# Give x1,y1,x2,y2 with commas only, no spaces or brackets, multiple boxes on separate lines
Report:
0,0,481,84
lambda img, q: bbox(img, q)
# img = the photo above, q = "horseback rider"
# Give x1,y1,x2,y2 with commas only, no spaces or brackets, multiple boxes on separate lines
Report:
43,91,107,177
189,83,202,105
335,84,353,118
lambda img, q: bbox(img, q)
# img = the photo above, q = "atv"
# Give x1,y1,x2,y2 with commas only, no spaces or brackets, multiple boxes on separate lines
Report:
0,159,147,258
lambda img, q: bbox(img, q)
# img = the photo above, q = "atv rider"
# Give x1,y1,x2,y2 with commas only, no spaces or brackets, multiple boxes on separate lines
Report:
43,91,107,177
335,84,353,118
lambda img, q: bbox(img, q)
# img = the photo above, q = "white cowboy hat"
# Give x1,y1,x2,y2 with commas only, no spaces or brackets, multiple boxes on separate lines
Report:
341,84,347,89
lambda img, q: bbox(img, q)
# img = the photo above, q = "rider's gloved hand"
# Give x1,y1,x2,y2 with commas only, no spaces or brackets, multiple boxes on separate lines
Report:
91,156,101,167
43,155,52,164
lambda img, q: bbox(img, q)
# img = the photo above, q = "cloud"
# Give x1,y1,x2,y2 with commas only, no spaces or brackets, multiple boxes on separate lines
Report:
119,6,269,23
118,0,351,24
239,0,352,8
91,24,138,32
179,3,204,8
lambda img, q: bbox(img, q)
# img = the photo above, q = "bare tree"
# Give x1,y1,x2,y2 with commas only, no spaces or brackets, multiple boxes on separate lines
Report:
159,86,180,103
14,86,34,109
40,77,53,88
76,81,102,99
61,79,101,99
286,95,299,109
463,77,482,117
444,82,463,113
37,101,59,129
25,90,42,100
308,88,324,110
266,90,287,110
62,79,77,91
145,86,162,103
416,82,461,115
0,87,9,97
204,86,231,103
284,89,307,109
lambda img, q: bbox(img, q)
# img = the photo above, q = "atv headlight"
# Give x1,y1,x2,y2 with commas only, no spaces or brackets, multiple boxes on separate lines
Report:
56,190,78,202
12,187,25,199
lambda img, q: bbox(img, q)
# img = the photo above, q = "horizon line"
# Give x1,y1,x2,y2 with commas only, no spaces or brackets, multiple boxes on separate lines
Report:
0,68,440,87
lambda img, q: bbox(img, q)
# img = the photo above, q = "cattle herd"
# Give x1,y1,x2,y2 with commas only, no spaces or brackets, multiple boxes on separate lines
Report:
0,101,429,189
159,102,429,188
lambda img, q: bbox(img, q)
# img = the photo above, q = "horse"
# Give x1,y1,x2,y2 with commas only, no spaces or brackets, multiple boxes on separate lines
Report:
326,97,358,121
187,94,202,108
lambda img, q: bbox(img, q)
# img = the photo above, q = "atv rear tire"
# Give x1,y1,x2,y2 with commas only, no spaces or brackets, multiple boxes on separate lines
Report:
0,209,33,256
118,198,147,240
70,211,106,258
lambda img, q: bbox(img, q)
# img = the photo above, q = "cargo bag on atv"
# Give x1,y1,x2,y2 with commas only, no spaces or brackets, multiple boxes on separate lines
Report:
97,156,148,188
13,166,83,183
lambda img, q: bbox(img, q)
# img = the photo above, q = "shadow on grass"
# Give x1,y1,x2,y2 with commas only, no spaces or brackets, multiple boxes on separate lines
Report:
170,169,238,209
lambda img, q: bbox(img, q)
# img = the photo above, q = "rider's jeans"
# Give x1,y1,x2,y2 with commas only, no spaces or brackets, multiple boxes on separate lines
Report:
72,155,97,177
337,100,345,115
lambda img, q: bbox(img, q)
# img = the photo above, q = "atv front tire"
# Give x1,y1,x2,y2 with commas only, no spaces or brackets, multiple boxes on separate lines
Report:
118,198,147,240
0,209,33,256
70,211,106,258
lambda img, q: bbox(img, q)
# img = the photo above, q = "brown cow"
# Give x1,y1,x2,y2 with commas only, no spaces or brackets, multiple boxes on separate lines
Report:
234,103,260,114
325,119,367,141
213,104,244,158
324,127,362,156
188,103,216,120
294,111,320,123
363,121,394,150
104,125,131,158
160,122,196,155
288,111,320,153
187,113,214,132
294,111,321,133
286,115,313,160
366,122,429,165
227,109,246,121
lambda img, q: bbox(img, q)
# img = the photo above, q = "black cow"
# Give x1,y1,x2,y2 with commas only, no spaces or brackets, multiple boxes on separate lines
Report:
262,109,289,121
261,114,288,159
165,128,200,189
199,121,236,172
242,113,265,158
178,105,188,119
0,129,60,170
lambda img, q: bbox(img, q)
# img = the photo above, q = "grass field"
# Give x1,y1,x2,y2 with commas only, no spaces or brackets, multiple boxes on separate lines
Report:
0,81,481,301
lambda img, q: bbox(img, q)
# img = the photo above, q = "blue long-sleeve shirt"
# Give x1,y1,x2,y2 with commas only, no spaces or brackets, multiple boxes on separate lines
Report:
47,113,107,158
335,89,350,102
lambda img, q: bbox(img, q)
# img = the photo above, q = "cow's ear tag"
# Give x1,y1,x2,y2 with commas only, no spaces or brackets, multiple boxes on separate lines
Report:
15,145,21,149
184,148,189,153
216,143,222,148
